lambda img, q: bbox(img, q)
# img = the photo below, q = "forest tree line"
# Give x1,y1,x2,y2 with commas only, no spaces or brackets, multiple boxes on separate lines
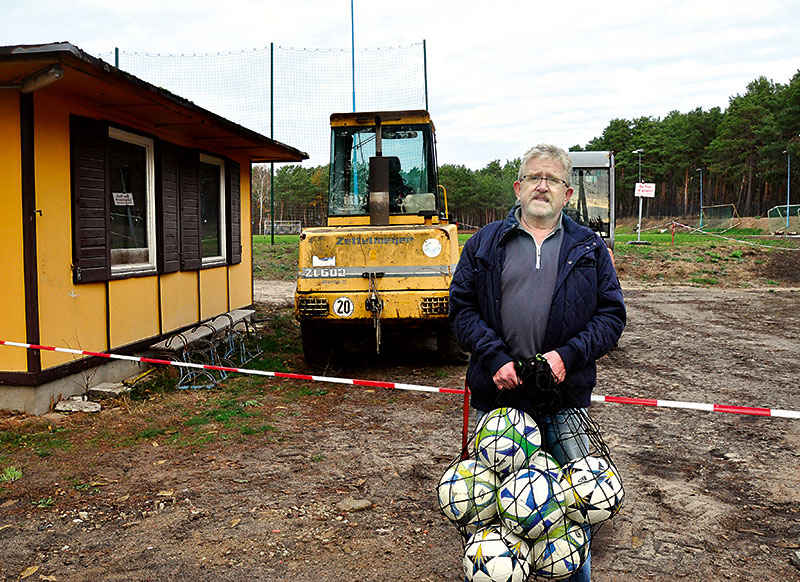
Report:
253,72,800,231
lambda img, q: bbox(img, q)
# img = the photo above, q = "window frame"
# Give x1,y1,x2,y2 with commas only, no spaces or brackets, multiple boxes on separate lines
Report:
198,153,227,267
107,126,157,277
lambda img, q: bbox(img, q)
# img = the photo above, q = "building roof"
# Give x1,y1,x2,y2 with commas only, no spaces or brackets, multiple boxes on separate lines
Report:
0,42,308,164
568,151,613,168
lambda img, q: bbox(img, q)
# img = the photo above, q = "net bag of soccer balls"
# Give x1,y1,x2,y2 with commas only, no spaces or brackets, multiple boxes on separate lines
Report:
437,406,624,581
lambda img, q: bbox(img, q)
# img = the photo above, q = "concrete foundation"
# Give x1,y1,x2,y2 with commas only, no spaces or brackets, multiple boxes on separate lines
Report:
0,358,148,416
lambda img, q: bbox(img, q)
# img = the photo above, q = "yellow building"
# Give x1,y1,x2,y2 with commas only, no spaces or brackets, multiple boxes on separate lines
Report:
0,43,307,414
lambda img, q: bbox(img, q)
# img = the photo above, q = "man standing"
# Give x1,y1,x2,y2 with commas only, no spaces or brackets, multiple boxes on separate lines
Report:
449,144,626,581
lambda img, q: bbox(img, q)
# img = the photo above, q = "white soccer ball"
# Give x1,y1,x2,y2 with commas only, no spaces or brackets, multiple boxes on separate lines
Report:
474,408,541,478
559,455,624,524
463,525,531,582
497,467,567,540
531,518,588,579
438,458,500,533
531,451,562,482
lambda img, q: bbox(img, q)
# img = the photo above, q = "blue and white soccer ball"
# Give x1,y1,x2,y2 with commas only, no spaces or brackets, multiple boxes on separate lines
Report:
559,455,624,525
474,408,541,478
531,518,588,579
496,467,567,540
437,458,500,533
531,450,562,482
463,525,532,582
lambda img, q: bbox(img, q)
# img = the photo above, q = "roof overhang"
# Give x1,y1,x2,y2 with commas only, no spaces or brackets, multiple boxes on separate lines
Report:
0,42,308,164
568,151,613,169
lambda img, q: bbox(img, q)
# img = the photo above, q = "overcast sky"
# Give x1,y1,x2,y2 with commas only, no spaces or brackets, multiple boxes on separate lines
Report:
4,0,799,169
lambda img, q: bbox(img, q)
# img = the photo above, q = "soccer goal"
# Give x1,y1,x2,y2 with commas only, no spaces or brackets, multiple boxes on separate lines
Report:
699,204,742,232
260,219,302,235
767,204,800,234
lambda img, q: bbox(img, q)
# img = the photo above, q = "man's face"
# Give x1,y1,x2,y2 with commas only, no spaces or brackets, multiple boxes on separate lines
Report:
513,157,574,228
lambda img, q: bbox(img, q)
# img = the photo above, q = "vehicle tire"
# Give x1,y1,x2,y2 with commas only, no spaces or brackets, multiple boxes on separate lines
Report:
300,322,334,369
436,325,469,364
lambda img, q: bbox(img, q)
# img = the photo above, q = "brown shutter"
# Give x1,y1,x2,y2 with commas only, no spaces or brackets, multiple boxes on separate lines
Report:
157,141,180,273
179,148,202,270
226,160,242,265
70,115,110,283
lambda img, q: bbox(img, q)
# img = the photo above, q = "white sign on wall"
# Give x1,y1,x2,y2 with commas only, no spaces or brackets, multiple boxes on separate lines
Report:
635,183,656,198
112,192,135,206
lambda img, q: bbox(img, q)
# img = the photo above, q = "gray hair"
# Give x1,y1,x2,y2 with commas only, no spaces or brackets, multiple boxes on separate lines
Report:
517,144,573,185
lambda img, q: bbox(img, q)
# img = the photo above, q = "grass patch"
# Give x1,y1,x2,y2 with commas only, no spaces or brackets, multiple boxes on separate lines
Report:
136,427,168,440
182,396,263,431
690,276,719,285
0,425,73,458
69,477,101,494
240,423,276,435
253,235,299,281
0,466,22,482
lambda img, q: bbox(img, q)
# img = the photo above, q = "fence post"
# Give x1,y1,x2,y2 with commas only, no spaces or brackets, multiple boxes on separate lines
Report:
270,42,275,245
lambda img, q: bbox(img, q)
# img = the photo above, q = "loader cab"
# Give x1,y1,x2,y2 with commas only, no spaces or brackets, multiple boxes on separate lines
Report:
328,110,443,226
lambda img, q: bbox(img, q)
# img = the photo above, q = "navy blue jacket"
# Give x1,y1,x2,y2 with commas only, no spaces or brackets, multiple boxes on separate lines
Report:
449,207,626,412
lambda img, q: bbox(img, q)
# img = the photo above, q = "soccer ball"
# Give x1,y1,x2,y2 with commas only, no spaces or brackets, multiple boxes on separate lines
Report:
463,525,531,582
437,458,500,533
531,519,588,579
497,467,567,539
474,408,541,478
559,455,624,524
531,450,562,482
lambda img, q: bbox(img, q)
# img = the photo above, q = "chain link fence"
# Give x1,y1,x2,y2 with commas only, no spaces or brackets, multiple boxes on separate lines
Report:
98,44,427,230
101,44,427,168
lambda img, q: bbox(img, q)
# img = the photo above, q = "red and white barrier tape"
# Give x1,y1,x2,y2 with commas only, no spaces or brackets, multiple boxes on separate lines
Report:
0,340,462,395
590,394,800,419
2,339,798,419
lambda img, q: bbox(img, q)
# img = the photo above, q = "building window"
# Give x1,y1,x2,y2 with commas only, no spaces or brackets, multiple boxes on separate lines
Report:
108,127,156,274
199,154,226,264
71,115,242,283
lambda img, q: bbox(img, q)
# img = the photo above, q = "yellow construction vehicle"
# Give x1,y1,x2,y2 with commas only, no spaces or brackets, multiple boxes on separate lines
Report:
294,110,461,365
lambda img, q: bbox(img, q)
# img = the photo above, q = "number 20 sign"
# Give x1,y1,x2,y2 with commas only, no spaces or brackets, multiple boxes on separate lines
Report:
332,297,354,317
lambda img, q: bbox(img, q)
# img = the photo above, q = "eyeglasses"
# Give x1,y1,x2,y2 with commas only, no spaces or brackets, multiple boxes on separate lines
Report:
520,175,569,189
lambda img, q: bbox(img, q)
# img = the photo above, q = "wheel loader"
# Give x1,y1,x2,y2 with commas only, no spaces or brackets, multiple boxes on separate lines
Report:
294,110,462,366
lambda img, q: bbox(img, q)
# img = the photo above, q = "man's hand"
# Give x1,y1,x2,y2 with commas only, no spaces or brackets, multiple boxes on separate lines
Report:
542,351,566,383
493,361,520,390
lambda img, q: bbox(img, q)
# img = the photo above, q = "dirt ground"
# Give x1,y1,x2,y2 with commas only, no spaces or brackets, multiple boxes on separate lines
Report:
3,273,800,580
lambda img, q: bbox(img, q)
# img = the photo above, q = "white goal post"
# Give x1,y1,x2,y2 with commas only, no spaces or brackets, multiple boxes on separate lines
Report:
700,204,741,232
767,204,800,234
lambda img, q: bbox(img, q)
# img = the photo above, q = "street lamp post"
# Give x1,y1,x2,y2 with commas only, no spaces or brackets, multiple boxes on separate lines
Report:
696,168,704,228
632,149,644,242
785,150,791,230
